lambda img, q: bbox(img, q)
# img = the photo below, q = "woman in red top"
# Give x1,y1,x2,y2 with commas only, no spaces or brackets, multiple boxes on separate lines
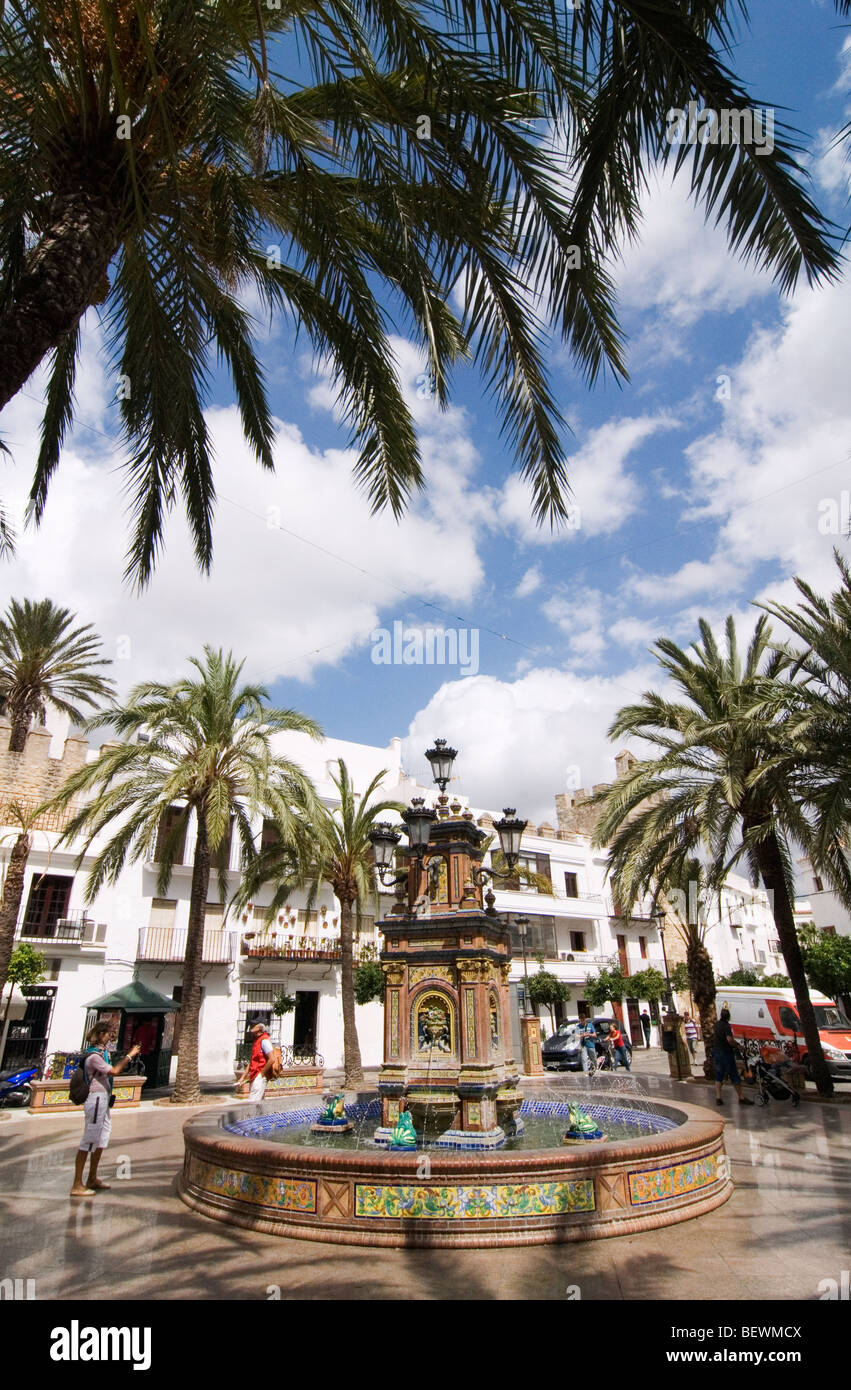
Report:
608,1022,631,1072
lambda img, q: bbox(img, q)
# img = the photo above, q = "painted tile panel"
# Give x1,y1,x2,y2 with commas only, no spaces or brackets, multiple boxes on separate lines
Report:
628,1153,719,1206
354,1180,595,1220
188,1155,317,1213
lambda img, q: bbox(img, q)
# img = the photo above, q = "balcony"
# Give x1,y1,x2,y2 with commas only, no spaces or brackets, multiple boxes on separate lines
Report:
240,933,377,963
18,908,107,949
136,926,237,964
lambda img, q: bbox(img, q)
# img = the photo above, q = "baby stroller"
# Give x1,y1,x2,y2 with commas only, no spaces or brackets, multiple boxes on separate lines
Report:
748,1057,800,1108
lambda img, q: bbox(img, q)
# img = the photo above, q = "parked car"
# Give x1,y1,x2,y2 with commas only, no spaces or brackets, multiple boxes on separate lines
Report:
542,1017,634,1071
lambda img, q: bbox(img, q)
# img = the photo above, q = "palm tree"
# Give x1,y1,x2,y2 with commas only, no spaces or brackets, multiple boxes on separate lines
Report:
590,616,836,1095
0,1,839,583
758,553,851,890
0,598,115,751
48,647,322,1102
0,799,52,994
658,859,718,1080
235,760,403,1089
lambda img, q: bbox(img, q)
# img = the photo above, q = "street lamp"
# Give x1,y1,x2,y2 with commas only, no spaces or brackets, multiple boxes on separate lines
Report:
368,822,404,885
655,908,674,1011
516,915,531,1013
470,808,529,886
424,739,458,793
400,798,436,861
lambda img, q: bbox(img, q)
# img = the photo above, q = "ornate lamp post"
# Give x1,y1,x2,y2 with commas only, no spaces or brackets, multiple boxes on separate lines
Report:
513,913,543,1076
656,908,674,1010
516,915,531,1009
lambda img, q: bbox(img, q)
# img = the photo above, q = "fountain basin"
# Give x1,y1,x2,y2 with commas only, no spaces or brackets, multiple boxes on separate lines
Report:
178,1089,732,1248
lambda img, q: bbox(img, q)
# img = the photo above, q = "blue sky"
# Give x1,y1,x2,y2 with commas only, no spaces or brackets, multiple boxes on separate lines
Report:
1,0,850,821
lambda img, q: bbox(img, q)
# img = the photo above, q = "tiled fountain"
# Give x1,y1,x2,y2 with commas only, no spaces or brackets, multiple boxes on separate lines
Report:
179,742,731,1247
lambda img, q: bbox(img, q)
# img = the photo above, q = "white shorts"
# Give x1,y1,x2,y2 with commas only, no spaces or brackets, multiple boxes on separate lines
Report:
248,1073,268,1102
79,1090,112,1151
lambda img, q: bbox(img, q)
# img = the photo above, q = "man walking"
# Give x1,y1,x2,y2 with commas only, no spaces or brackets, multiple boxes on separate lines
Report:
683,1012,700,1061
237,1021,274,1102
713,1007,753,1106
640,1010,652,1048
580,1016,598,1073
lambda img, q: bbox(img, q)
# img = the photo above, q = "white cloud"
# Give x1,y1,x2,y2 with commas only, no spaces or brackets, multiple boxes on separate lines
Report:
514,566,543,598
495,414,673,544
608,616,660,650
0,352,491,694
403,664,660,823
620,272,851,623
541,587,607,665
615,168,778,331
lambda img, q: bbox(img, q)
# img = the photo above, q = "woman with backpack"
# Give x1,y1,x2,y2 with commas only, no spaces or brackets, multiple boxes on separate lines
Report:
70,1022,142,1199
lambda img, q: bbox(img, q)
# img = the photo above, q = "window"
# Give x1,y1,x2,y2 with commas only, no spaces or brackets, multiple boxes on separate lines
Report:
570,930,586,952
204,903,225,931
813,874,824,893
508,853,553,894
212,817,235,873
260,819,281,853
778,1006,800,1033
639,935,647,959
506,915,558,958
21,875,73,938
154,806,187,865
149,898,177,929
564,872,579,898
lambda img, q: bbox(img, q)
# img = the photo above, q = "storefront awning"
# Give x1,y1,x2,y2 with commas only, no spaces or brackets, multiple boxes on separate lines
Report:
85,981,180,1013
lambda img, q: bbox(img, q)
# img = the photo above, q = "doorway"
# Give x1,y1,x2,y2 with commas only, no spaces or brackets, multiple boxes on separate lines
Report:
2,985,56,1071
293,991,319,1053
626,997,642,1046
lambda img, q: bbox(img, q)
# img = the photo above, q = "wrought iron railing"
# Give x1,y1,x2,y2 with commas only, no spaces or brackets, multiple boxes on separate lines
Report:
137,926,237,963
233,1042,324,1068
18,908,104,943
240,936,378,962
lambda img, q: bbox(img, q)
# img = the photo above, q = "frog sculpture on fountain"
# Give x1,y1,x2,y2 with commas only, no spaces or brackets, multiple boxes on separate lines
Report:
561,1102,607,1144
310,1093,353,1134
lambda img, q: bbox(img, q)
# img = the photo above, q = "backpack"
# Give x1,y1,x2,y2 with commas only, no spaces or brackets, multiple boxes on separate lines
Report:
263,1045,284,1080
69,1055,90,1105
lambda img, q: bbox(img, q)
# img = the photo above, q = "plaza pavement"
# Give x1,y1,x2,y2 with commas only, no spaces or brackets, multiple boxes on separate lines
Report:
1,1047,848,1301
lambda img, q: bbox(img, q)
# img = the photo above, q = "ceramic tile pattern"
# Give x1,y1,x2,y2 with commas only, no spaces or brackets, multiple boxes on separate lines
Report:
354,1179,596,1220
187,1154,317,1213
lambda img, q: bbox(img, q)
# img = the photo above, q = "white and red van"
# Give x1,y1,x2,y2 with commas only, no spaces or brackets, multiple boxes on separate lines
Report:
720,986,851,1080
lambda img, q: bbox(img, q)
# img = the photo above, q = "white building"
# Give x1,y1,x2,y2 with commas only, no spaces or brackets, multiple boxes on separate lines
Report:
0,723,786,1082
797,857,851,938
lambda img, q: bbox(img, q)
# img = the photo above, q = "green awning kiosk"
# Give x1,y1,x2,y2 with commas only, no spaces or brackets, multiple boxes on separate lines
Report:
85,982,180,1089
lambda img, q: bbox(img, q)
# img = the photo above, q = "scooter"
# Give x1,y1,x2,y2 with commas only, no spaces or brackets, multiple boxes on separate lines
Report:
0,1064,39,1107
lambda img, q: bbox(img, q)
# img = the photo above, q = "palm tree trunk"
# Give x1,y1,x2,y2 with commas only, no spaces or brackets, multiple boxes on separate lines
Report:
0,832,31,994
755,830,833,1097
339,895,364,1089
0,187,120,412
686,933,717,1081
8,714,32,754
172,808,210,1104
